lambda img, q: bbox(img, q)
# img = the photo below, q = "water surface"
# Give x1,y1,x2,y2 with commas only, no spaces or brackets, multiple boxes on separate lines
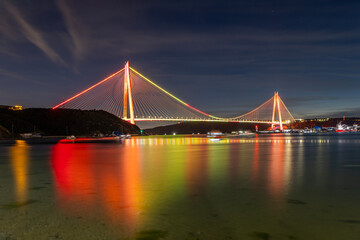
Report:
0,134,359,239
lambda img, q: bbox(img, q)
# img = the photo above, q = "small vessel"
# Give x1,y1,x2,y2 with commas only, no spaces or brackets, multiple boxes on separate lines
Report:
112,131,132,139
303,128,313,134
59,136,122,144
336,122,351,133
209,138,222,142
207,130,224,139
226,131,256,138
258,130,275,134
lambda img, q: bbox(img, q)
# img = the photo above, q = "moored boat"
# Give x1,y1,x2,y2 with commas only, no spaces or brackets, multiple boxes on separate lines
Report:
226,131,256,138
336,122,351,132
207,130,224,139
59,136,123,144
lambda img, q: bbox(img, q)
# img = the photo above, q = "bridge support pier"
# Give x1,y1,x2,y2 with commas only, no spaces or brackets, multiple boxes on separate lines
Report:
123,62,135,124
271,92,283,131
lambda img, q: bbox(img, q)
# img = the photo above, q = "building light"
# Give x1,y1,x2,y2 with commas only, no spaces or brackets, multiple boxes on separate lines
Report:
13,105,23,110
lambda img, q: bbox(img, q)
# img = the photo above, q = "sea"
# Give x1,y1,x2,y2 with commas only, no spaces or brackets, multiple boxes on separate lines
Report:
0,134,359,240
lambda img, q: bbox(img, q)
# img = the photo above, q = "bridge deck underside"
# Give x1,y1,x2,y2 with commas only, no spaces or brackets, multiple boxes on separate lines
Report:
128,118,290,124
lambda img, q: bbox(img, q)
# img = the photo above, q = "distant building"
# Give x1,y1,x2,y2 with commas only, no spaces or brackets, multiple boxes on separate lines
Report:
0,105,23,110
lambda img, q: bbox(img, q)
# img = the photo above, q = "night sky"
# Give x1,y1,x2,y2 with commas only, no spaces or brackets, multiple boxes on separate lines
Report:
1,0,360,118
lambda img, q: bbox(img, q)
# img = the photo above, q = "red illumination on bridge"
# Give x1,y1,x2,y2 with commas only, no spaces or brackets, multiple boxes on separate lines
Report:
51,62,295,125
52,68,125,109
185,104,210,117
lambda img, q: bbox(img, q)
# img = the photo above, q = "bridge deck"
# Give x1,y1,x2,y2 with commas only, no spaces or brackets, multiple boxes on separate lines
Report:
125,118,290,124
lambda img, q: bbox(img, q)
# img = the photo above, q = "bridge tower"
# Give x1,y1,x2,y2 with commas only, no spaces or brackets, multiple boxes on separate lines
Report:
123,62,135,124
271,91,283,131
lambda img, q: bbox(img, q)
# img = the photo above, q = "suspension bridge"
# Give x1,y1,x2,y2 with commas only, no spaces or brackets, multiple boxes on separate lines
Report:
53,62,295,130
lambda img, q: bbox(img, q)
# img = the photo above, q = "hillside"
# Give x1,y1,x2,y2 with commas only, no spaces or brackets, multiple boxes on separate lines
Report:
291,118,359,129
0,108,140,138
144,122,269,135
144,118,360,135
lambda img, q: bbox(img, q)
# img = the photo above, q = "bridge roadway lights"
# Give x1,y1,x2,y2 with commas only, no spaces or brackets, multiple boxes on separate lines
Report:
124,118,289,125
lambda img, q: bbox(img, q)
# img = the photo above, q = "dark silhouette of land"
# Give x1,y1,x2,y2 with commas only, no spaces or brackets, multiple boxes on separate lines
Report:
1,106,358,138
291,118,360,129
144,118,360,135
144,122,268,135
0,108,140,138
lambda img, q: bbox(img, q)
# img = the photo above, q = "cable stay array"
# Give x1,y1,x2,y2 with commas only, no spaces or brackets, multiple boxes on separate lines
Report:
53,62,295,127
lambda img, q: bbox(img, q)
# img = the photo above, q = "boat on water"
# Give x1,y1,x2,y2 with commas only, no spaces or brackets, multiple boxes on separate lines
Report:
303,128,314,134
226,131,256,138
209,138,222,141
207,130,224,139
257,130,275,134
335,122,356,133
59,136,128,144
112,131,132,139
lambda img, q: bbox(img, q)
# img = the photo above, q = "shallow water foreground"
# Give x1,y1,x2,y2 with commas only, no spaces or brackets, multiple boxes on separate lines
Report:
0,135,360,240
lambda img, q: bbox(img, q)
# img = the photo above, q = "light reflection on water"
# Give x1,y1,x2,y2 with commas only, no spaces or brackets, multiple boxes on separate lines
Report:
10,140,29,203
51,143,143,232
2,135,360,239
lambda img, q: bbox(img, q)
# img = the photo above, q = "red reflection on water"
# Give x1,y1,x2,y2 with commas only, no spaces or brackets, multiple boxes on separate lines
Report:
51,143,142,231
100,145,142,229
52,144,95,211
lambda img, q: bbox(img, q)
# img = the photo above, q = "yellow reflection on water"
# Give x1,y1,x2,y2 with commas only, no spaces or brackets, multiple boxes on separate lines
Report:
124,137,210,146
283,140,293,195
268,139,286,201
10,140,29,202
251,140,260,188
186,143,209,195
51,136,314,236
251,138,294,204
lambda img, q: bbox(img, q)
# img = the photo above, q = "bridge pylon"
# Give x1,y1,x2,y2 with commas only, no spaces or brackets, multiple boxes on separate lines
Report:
52,63,295,125
123,61,135,124
271,91,283,131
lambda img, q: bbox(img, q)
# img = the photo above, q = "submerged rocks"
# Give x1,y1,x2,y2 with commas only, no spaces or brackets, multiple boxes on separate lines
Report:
250,231,270,240
1,199,39,209
135,230,168,240
286,199,307,205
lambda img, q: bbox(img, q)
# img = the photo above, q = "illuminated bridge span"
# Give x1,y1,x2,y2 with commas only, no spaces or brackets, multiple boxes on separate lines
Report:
53,62,295,130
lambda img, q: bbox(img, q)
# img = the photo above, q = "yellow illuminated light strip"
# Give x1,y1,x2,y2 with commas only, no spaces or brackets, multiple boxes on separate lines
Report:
130,67,186,105
130,67,222,120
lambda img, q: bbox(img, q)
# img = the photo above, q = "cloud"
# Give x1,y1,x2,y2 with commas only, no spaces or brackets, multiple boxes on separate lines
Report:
0,68,25,81
306,107,360,118
56,0,88,62
284,96,340,104
0,68,45,85
4,2,66,65
0,16,17,40
0,44,19,58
